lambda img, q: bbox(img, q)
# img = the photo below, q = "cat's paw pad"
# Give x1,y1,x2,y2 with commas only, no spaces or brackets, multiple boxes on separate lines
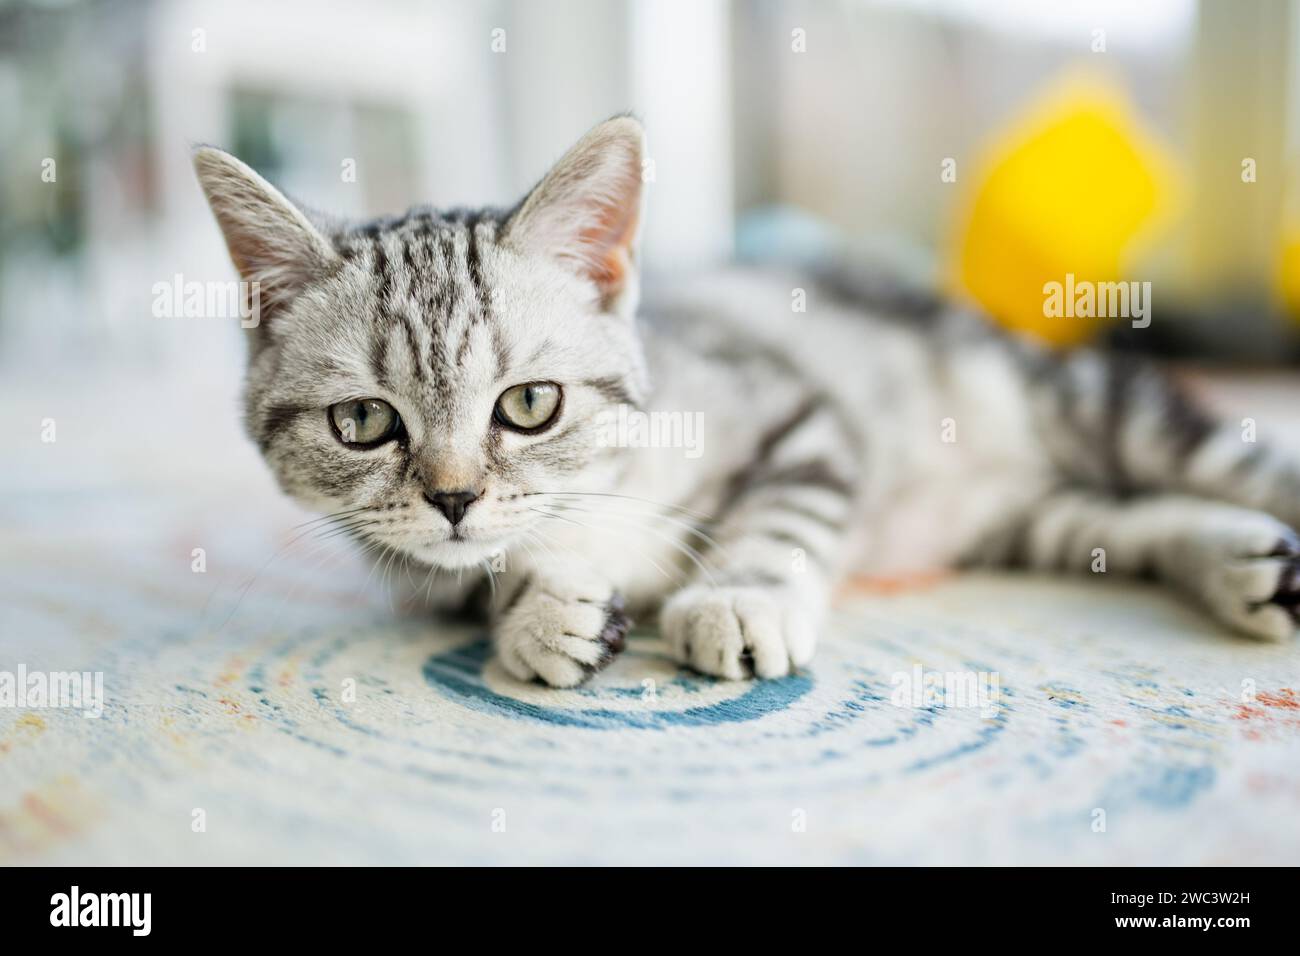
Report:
495,584,631,687
660,585,815,680
1204,526,1300,641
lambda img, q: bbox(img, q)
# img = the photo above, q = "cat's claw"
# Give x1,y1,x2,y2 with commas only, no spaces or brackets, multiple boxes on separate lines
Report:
595,594,631,661
1256,543,1300,629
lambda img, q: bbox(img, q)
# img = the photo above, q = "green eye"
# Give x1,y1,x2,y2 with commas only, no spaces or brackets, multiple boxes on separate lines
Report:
494,382,562,432
330,398,400,446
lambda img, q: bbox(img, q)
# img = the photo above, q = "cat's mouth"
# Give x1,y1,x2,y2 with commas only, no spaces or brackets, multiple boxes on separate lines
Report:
399,530,514,570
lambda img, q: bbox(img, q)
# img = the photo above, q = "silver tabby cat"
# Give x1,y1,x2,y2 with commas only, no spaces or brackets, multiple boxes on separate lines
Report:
195,116,1300,687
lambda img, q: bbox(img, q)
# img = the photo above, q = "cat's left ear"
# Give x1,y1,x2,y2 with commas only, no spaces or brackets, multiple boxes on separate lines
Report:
504,115,645,311
192,146,340,332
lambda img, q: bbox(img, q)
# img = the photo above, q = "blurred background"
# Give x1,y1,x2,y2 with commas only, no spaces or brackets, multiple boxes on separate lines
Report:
7,1,1300,869
3,0,1300,427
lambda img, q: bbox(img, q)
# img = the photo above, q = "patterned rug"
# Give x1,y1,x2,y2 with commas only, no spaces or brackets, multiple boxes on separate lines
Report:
3,375,1300,865
5,529,1299,863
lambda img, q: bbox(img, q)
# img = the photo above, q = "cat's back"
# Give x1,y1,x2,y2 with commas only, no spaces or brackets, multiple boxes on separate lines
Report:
640,264,1009,416
640,265,1056,572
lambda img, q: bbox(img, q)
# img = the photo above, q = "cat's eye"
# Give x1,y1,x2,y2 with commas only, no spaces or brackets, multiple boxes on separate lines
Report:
494,382,562,432
329,398,401,447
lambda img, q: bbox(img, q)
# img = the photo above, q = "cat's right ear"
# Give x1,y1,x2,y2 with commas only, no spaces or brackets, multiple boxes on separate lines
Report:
503,116,645,315
191,147,339,331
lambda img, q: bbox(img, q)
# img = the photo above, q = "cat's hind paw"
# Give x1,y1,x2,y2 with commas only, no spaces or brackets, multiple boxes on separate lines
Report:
1202,525,1300,642
660,585,816,680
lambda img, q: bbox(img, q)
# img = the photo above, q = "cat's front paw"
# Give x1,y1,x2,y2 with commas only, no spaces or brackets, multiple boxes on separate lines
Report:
494,580,631,687
660,585,817,680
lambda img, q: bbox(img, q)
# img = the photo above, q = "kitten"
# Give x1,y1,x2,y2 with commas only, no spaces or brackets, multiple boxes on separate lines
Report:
194,116,1300,687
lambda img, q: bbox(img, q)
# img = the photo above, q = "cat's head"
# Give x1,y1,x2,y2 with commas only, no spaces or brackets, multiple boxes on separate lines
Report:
193,117,648,569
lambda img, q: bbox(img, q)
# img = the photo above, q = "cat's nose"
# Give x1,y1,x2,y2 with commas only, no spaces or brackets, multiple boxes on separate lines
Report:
424,489,479,526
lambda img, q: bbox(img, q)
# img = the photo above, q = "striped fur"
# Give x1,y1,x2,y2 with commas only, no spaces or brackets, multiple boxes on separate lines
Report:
196,117,1300,688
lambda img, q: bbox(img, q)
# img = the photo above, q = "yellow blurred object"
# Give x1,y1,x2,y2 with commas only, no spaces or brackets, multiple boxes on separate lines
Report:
949,75,1181,347
1278,234,1300,316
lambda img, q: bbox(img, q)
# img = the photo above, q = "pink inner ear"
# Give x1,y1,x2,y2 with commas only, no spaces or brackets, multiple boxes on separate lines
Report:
505,119,645,298
580,194,640,292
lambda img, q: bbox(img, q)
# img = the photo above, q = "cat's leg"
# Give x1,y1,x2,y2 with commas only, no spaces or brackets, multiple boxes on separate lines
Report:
487,561,632,687
659,401,860,679
976,489,1300,640
1026,347,1300,529
1181,420,1300,532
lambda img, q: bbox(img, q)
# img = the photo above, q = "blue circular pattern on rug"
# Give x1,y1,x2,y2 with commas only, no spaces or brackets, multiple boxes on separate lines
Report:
422,636,814,730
